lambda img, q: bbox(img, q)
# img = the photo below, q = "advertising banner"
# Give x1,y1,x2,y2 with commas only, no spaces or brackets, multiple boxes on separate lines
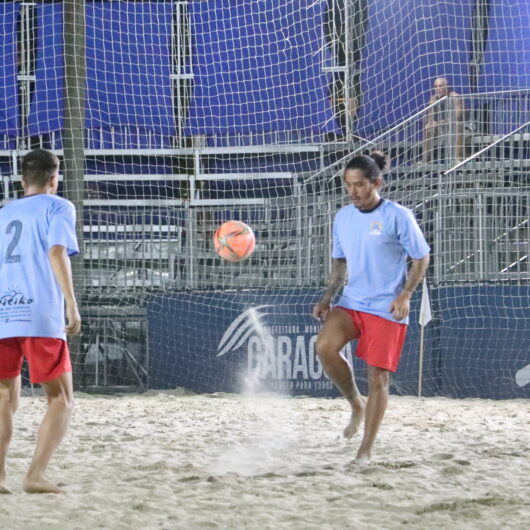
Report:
438,286,530,399
147,289,431,397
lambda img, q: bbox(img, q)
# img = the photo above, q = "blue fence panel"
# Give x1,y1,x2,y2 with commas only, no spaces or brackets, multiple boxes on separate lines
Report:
185,0,340,136
27,2,175,139
27,4,64,136
478,1,530,133
0,2,20,139
356,0,473,136
479,0,530,93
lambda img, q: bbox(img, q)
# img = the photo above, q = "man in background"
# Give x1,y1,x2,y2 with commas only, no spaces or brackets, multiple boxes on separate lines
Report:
423,77,464,164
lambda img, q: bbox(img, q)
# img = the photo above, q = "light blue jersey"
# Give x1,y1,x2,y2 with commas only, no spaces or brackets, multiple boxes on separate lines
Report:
332,199,430,324
0,194,79,340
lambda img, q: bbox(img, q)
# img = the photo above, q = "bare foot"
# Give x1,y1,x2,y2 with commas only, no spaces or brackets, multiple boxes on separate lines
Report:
354,449,371,464
23,476,62,494
0,472,10,494
343,398,366,439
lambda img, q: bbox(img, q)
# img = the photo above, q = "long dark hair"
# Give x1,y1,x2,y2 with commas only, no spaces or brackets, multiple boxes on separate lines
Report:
344,151,389,183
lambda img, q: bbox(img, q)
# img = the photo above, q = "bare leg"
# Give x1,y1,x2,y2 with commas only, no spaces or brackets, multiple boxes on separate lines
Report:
456,122,464,161
23,372,74,494
355,366,389,462
422,124,437,163
315,308,366,438
0,376,20,494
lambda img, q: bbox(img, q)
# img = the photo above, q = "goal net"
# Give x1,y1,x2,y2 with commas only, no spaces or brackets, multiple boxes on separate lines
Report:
1,1,529,399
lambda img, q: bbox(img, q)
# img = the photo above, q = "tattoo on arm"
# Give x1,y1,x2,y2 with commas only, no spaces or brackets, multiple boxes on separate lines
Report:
323,258,347,301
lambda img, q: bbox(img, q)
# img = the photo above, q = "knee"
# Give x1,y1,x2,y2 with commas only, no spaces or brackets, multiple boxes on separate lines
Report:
315,335,340,364
47,391,75,413
0,386,18,413
368,369,389,392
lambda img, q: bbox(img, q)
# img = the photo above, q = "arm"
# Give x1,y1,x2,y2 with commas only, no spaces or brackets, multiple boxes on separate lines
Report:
389,255,430,321
48,245,81,335
312,258,347,321
425,96,436,127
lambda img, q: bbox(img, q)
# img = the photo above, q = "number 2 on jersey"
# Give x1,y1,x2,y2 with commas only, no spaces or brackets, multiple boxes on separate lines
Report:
5,220,22,263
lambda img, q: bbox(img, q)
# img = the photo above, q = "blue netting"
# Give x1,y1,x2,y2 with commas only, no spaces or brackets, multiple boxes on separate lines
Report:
27,2,175,139
356,0,473,136
185,0,340,136
0,2,20,138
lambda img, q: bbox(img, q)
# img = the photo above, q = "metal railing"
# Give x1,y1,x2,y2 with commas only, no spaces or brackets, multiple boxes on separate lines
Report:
304,90,530,285
3,90,530,292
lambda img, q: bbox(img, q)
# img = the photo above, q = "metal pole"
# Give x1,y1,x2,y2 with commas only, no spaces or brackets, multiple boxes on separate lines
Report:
418,325,425,397
343,0,350,140
63,0,86,363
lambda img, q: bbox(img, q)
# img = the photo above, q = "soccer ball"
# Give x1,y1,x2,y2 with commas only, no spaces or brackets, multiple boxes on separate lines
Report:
213,220,256,262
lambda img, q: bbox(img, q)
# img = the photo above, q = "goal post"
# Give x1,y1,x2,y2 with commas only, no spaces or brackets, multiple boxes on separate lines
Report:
0,1,529,399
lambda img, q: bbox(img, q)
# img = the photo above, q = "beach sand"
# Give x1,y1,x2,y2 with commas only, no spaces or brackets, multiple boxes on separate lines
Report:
0,392,528,529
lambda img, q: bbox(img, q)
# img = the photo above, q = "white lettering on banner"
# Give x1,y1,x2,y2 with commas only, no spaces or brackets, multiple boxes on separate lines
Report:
219,306,355,385
293,335,309,379
246,334,354,382
266,325,300,334
308,335,322,379
277,335,292,379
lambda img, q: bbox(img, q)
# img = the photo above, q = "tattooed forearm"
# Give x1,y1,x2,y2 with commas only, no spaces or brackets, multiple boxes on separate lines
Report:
401,255,430,295
322,258,347,302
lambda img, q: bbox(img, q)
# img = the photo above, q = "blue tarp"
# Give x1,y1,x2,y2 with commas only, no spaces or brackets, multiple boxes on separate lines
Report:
356,0,473,136
27,1,175,137
185,0,340,136
0,2,20,138
27,4,62,135
479,1,530,92
478,1,530,134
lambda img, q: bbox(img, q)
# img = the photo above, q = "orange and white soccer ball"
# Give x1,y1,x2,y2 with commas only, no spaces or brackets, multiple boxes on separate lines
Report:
213,220,256,262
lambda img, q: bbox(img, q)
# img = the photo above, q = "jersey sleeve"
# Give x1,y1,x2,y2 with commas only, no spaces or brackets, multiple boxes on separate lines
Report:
331,213,345,259
396,208,430,259
48,200,79,256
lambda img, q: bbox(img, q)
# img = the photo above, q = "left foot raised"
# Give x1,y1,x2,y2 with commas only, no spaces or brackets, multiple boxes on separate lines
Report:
343,398,366,439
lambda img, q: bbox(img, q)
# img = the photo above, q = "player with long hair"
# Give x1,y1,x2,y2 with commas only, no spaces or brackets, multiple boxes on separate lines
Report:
312,151,430,462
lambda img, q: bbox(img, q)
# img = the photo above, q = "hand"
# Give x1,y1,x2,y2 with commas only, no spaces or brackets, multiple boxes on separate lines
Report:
312,300,331,322
65,304,81,335
389,292,411,321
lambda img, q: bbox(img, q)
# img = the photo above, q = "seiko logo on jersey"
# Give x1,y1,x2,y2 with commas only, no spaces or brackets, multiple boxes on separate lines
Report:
0,289,33,306
368,221,383,236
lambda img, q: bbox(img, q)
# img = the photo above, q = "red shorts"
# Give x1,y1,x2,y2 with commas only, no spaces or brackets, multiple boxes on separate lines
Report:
337,307,407,372
0,337,72,384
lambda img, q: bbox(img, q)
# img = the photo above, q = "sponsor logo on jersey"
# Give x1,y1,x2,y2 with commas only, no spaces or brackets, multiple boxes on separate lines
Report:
368,221,382,236
0,288,33,307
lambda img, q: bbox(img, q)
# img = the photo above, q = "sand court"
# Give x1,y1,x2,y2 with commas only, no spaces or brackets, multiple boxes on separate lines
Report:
0,392,528,529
